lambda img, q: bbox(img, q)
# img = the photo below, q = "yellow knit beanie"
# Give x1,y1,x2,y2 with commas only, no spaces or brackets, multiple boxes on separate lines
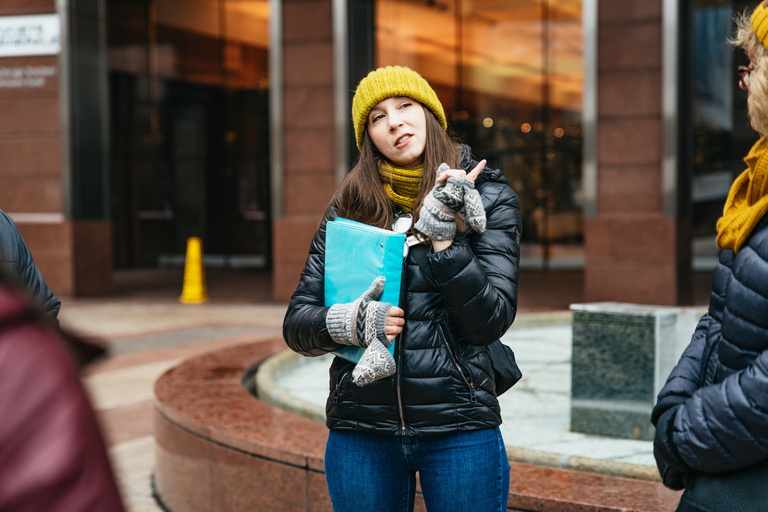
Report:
752,1,768,50
351,66,447,149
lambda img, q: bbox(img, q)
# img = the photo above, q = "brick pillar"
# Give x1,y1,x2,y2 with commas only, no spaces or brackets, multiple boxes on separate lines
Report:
0,3,66,292
0,1,112,297
272,0,338,303
585,1,691,305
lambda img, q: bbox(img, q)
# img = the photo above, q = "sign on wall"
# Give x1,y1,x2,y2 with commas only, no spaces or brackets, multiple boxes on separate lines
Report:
0,14,60,57
0,65,56,89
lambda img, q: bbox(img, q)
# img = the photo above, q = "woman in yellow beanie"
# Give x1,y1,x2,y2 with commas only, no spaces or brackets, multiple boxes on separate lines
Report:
283,66,522,512
652,4,768,510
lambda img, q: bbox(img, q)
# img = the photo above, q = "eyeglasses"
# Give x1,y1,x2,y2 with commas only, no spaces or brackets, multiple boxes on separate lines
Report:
392,212,413,234
739,65,754,89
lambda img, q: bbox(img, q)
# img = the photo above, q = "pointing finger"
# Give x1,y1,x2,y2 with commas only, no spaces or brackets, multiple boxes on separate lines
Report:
436,169,468,183
466,159,486,182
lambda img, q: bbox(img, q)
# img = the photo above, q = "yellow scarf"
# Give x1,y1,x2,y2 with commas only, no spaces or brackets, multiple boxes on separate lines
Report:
716,137,768,253
378,162,422,212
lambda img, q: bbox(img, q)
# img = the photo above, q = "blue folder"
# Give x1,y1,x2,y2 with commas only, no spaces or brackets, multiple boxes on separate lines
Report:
325,217,406,363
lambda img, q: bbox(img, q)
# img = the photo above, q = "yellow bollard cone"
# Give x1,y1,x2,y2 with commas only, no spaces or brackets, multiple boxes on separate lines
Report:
179,236,209,304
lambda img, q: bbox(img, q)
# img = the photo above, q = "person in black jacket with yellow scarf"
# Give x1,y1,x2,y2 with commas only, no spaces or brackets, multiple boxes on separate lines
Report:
283,66,521,512
652,4,768,511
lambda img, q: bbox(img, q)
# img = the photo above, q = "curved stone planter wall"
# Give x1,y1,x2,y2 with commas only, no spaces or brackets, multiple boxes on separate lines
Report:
153,339,682,512
153,338,332,512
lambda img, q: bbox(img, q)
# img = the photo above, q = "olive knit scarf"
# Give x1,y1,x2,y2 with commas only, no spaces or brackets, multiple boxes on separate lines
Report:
717,137,768,253
378,161,422,212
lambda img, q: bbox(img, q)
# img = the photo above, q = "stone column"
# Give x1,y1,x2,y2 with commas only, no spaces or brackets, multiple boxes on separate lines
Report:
0,0,111,297
272,0,338,303
585,1,691,306
62,0,112,296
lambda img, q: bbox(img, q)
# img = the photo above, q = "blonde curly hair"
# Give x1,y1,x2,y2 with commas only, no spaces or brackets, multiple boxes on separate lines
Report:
732,10,768,136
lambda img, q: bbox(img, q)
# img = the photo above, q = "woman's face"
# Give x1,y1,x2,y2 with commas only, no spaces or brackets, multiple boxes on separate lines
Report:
366,96,427,168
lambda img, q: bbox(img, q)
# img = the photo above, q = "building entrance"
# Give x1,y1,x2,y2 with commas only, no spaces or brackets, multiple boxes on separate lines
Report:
107,0,270,271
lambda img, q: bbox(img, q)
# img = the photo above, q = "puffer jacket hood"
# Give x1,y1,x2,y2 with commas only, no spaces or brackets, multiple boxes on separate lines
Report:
283,149,521,436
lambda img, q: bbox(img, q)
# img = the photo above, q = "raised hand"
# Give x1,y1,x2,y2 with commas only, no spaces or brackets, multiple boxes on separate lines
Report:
415,160,487,241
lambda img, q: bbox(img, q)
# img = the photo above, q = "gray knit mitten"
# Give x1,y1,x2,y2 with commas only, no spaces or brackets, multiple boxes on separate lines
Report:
415,163,465,240
463,181,486,234
352,339,396,386
415,163,488,239
326,276,392,348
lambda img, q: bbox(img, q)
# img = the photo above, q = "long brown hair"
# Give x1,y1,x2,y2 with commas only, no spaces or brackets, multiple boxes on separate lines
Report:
335,104,461,230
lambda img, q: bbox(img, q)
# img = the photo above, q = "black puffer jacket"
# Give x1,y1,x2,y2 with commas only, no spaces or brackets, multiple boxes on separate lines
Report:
653,216,768,488
0,210,60,319
283,149,521,436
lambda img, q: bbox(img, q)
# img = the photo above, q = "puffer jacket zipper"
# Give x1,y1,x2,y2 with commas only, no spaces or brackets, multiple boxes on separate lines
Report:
395,245,410,434
396,330,407,433
438,324,477,402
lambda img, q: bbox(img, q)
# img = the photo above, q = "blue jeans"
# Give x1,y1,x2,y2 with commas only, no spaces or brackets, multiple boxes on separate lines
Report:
325,427,510,512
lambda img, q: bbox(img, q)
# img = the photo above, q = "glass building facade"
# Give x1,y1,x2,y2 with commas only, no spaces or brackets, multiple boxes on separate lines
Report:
377,0,583,265
7,0,762,299
101,0,761,280
691,0,754,257
107,0,271,269
105,0,585,272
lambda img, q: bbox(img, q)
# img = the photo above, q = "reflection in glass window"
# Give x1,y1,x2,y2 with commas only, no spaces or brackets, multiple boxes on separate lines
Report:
376,0,583,267
107,0,271,269
691,0,753,267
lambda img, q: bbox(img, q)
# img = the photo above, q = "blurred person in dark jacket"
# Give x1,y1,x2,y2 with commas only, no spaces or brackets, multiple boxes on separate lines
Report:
0,209,60,319
652,4,768,511
0,267,125,511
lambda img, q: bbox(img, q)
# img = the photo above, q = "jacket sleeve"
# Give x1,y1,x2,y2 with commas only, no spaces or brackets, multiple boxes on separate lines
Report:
664,234,768,474
19,246,61,320
282,214,345,357
651,313,710,488
427,178,521,345
0,211,61,320
670,349,768,473
654,313,711,411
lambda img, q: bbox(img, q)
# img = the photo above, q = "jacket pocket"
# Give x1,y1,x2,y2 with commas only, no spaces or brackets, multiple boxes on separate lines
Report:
438,324,477,403
331,371,350,405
